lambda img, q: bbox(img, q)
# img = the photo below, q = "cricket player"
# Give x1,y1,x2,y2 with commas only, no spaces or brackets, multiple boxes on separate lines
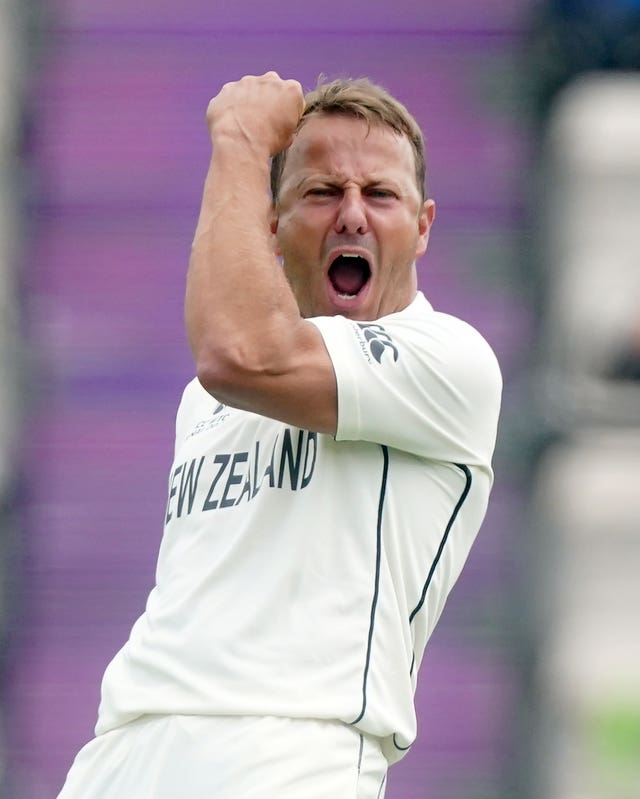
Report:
57,72,502,798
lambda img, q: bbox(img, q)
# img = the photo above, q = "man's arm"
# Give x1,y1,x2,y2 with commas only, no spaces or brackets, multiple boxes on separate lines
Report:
185,72,338,433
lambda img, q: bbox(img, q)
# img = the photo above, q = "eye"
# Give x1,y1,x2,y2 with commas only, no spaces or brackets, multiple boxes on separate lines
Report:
366,187,397,200
305,186,337,198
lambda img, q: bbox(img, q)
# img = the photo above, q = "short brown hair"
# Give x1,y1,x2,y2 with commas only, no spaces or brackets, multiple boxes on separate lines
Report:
270,77,426,202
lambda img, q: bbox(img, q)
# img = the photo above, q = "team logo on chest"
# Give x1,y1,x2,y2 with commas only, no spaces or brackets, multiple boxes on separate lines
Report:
165,428,318,523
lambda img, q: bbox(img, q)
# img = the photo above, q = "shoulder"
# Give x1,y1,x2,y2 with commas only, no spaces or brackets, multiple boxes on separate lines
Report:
309,294,502,464
374,294,502,392
387,292,495,346
310,292,501,398
417,306,502,388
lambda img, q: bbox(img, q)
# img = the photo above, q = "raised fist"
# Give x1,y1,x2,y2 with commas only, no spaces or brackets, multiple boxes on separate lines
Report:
206,72,304,157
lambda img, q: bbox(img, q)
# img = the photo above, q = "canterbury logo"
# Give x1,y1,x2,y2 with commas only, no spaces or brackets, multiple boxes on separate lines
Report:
357,323,399,364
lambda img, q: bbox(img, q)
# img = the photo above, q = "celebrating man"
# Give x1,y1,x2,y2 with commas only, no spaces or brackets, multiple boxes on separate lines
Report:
58,72,501,799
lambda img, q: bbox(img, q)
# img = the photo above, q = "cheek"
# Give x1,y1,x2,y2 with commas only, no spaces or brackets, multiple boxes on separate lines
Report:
278,212,325,262
381,219,417,253
282,249,313,289
276,214,309,254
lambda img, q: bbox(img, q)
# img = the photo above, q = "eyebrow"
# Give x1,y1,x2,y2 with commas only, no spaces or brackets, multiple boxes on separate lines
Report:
296,174,403,191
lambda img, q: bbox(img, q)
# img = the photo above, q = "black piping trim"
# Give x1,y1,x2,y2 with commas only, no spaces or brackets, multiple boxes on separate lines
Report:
392,732,412,751
376,774,387,799
408,463,472,624
392,464,473,755
350,444,388,725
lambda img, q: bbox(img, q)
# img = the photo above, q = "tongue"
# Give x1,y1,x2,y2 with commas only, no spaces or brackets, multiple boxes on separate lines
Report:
330,260,366,295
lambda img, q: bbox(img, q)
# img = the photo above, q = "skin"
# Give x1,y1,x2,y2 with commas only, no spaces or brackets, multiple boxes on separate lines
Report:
272,114,435,321
185,72,435,434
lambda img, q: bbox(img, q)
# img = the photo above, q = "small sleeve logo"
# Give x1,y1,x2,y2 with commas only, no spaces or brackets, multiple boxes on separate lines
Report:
187,402,230,439
356,323,399,364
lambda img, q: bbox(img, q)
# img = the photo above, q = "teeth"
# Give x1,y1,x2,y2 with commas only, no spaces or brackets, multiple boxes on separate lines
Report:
338,293,356,299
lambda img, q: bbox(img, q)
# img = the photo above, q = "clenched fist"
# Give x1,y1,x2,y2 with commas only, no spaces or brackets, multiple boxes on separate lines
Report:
206,72,305,157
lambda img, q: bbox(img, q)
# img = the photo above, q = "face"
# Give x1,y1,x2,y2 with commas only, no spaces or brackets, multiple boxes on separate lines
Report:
271,113,435,320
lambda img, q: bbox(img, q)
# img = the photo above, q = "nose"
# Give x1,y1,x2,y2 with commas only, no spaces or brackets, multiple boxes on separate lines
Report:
334,189,368,235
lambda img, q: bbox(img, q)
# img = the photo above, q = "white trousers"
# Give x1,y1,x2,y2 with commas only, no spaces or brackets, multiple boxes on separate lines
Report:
57,715,388,799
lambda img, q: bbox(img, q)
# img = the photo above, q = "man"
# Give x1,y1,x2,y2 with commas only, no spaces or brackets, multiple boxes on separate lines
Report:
57,72,501,798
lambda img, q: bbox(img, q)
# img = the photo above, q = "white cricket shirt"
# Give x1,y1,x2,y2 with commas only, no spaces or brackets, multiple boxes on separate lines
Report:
95,292,502,764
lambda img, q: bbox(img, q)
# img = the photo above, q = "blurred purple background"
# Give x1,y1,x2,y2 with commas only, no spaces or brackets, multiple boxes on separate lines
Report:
8,2,533,797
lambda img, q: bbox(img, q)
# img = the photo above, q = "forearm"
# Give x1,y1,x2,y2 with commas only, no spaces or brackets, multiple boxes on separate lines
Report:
185,137,302,384
182,74,337,431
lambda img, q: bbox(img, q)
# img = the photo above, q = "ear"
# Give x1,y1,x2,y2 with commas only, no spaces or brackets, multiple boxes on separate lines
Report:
415,199,435,258
270,206,282,256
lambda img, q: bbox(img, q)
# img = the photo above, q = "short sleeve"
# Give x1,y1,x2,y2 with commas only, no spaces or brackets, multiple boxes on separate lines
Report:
308,294,502,471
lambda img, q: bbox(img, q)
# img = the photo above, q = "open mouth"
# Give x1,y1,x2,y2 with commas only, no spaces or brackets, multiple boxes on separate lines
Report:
328,254,371,300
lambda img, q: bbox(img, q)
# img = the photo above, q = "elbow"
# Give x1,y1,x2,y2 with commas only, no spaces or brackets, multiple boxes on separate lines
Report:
188,327,245,399
194,351,239,403
193,341,276,408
